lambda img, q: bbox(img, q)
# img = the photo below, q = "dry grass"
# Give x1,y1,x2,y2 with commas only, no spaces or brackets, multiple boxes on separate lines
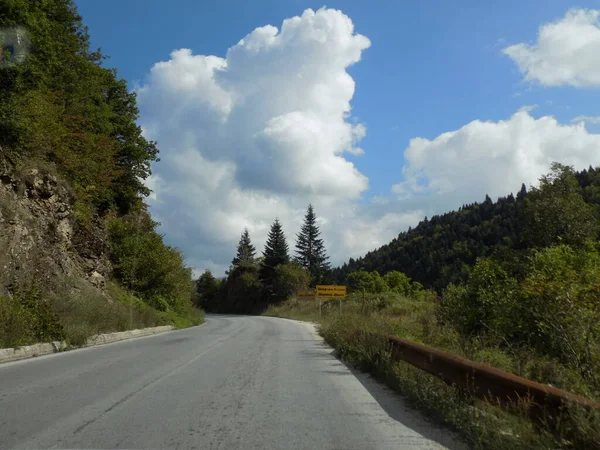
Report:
0,278,203,349
264,293,600,449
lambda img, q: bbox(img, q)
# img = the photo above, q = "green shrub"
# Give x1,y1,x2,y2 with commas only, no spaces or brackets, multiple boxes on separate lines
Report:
107,212,194,313
439,258,518,339
271,262,310,302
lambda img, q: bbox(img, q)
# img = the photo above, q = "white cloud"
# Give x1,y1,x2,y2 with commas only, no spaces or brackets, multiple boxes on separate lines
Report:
571,115,600,125
518,104,538,113
503,9,600,87
393,110,600,212
136,8,600,278
137,8,377,275
334,211,425,260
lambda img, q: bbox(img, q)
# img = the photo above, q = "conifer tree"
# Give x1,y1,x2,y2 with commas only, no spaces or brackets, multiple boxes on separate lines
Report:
261,218,289,279
232,228,256,267
294,204,330,285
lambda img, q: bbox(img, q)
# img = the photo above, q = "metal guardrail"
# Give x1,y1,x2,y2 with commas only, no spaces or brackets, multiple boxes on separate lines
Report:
362,331,600,423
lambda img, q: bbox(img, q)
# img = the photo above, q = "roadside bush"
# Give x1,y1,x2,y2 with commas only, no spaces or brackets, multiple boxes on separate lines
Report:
0,279,65,347
271,262,310,302
107,212,195,312
383,270,412,295
518,245,600,388
347,270,389,293
439,258,518,340
440,245,600,396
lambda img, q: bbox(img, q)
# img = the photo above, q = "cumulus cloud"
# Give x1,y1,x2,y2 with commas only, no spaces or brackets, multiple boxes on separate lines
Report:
393,110,600,212
137,8,375,274
136,7,600,277
503,9,600,87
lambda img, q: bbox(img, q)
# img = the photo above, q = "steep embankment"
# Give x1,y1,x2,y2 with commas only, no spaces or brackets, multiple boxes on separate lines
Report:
0,1,202,348
0,162,110,297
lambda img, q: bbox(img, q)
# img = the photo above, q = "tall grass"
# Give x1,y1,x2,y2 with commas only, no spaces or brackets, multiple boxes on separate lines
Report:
0,278,203,349
264,293,600,449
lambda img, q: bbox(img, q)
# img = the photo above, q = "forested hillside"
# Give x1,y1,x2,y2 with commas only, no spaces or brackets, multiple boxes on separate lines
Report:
333,165,600,290
0,0,201,347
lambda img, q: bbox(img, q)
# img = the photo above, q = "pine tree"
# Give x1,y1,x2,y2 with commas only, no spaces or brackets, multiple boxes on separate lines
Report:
232,228,256,267
517,183,528,201
261,218,289,278
295,204,330,286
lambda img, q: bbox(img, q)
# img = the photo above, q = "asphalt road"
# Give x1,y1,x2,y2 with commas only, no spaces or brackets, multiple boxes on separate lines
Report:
0,315,464,450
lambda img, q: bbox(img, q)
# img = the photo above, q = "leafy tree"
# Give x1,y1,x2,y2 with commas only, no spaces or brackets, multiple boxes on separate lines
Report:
347,270,388,294
347,270,375,293
383,271,412,296
439,258,518,338
107,211,193,312
524,163,599,248
294,204,330,286
271,262,310,301
518,244,600,379
232,228,256,267
0,0,158,217
195,270,218,309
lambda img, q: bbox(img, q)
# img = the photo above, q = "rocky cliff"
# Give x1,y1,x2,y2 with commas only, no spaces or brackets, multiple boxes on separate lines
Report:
0,160,110,298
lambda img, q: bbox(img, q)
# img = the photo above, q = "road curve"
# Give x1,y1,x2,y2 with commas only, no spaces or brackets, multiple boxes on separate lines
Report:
0,315,464,449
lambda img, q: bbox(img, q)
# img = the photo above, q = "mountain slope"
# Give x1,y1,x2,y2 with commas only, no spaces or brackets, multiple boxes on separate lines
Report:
333,166,600,291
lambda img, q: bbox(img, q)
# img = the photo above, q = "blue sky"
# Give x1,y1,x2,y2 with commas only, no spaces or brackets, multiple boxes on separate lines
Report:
75,1,600,274
77,0,598,196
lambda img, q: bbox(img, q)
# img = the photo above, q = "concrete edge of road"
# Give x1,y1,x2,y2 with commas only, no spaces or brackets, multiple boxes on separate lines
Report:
0,325,175,364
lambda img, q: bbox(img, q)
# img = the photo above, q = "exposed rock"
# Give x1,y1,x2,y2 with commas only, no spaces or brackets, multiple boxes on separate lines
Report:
88,271,106,289
0,166,111,298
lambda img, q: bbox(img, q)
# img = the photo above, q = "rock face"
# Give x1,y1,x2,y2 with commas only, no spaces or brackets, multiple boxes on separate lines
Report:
0,164,111,298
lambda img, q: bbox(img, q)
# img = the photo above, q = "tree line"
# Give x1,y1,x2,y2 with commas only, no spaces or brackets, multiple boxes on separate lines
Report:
195,204,332,313
333,164,600,292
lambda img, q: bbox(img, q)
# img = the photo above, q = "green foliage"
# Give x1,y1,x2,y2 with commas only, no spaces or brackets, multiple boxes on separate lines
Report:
260,218,289,288
271,262,310,301
221,264,263,314
294,204,331,286
333,187,527,290
0,0,158,215
0,0,201,348
440,245,600,396
439,258,518,337
232,228,256,267
204,220,311,312
335,163,600,293
194,269,222,311
519,245,600,383
347,270,388,293
0,279,65,347
524,163,599,248
107,211,194,313
383,270,412,295
0,278,203,349
347,269,430,300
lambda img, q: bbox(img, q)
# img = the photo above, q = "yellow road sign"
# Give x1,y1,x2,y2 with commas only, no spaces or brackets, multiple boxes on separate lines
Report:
296,289,315,300
316,285,347,299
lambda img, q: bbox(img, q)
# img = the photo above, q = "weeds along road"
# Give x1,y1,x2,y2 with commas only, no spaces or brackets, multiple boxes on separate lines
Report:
0,315,464,450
